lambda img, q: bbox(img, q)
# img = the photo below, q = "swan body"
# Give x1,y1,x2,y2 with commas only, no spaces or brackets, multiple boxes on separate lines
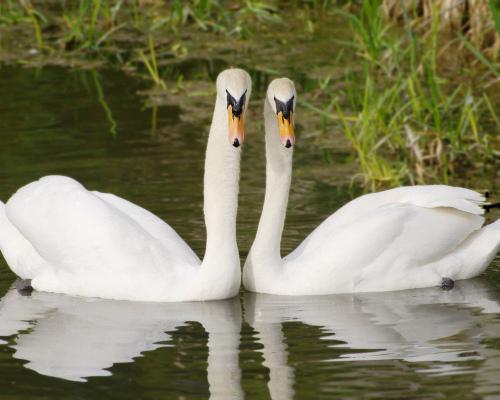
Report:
243,78,500,295
0,68,252,302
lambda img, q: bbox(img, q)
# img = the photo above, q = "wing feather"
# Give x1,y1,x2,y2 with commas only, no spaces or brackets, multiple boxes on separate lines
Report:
283,185,485,294
93,191,199,265
287,185,485,262
4,176,197,284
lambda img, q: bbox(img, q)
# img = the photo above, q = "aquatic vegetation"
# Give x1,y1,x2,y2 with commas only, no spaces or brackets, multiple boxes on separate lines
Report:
0,0,31,24
0,1,46,49
382,0,499,55
0,0,281,54
147,0,279,35
138,34,167,89
26,3,45,50
60,0,126,50
333,71,497,188
314,0,499,188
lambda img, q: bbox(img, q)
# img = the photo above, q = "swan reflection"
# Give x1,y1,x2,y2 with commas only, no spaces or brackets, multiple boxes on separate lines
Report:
245,279,500,399
0,287,243,399
1,279,499,399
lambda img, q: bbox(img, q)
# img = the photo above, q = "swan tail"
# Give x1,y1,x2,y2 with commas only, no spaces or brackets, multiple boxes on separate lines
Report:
0,199,46,280
446,218,500,281
401,185,485,215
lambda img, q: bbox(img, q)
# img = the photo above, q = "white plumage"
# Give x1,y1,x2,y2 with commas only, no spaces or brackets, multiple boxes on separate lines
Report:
243,78,500,295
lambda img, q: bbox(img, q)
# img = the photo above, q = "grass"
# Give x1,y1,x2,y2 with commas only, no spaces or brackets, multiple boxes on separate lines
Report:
8,1,280,49
0,0,46,49
60,0,126,50
333,69,496,188
311,0,499,188
26,5,45,50
138,34,167,89
0,0,31,24
0,0,286,96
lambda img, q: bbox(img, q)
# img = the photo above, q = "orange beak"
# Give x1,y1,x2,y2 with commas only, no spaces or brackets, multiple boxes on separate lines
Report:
228,104,244,147
277,111,295,148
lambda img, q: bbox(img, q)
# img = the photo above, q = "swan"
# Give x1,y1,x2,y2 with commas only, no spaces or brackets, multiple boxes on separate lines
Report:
0,68,252,302
243,77,500,295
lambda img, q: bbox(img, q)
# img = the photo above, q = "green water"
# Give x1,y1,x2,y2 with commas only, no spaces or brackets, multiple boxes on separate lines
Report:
0,66,499,399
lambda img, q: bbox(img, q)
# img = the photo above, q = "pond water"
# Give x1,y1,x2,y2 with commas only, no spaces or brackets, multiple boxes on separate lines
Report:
0,66,499,399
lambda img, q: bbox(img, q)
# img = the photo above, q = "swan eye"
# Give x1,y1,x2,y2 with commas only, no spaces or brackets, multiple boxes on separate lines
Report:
226,90,247,147
274,96,295,148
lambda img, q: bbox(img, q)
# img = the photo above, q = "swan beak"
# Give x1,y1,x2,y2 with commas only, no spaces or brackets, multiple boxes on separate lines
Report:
277,111,295,148
227,105,245,147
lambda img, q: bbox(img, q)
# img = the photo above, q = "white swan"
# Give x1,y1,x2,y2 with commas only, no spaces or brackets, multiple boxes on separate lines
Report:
243,78,500,295
0,68,252,302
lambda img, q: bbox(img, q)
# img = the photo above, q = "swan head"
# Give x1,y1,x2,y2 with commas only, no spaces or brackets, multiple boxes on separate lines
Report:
216,68,252,148
266,78,296,148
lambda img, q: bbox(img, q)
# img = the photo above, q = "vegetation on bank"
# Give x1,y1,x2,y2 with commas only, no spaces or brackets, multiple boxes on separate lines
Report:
0,0,280,52
0,0,498,189
316,0,499,188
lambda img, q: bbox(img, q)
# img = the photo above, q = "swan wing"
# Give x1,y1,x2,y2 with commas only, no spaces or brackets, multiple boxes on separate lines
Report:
288,185,484,261
285,186,485,293
2,176,199,299
92,191,199,265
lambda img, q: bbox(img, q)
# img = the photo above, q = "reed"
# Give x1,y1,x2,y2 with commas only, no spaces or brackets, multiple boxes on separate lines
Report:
138,34,167,89
381,0,499,53
25,4,45,50
321,0,498,188
0,0,281,54
61,0,124,50
0,1,46,49
0,0,29,24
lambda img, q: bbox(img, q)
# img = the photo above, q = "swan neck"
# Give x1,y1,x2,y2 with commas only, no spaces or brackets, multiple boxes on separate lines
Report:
250,101,293,264
202,96,240,266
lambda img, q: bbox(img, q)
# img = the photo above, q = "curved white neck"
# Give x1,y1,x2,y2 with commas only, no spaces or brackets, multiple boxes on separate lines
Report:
248,101,293,265
201,96,241,274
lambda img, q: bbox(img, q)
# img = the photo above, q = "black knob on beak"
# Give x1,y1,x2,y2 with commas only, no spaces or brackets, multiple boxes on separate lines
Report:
233,138,240,147
285,139,292,148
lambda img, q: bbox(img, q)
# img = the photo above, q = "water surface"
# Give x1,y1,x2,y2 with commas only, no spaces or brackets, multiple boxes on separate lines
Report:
0,66,499,399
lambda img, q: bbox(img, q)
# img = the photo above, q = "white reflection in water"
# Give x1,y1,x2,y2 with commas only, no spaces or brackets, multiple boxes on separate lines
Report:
244,279,500,399
0,279,499,400
0,288,243,399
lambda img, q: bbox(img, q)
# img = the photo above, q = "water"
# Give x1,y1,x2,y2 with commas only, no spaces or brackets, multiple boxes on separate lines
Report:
0,66,499,399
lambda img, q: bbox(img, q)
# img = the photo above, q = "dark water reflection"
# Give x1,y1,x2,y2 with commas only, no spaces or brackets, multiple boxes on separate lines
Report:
0,66,499,399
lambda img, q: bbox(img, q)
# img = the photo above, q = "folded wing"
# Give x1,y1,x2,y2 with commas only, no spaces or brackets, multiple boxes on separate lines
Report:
1,176,199,298
285,185,486,293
